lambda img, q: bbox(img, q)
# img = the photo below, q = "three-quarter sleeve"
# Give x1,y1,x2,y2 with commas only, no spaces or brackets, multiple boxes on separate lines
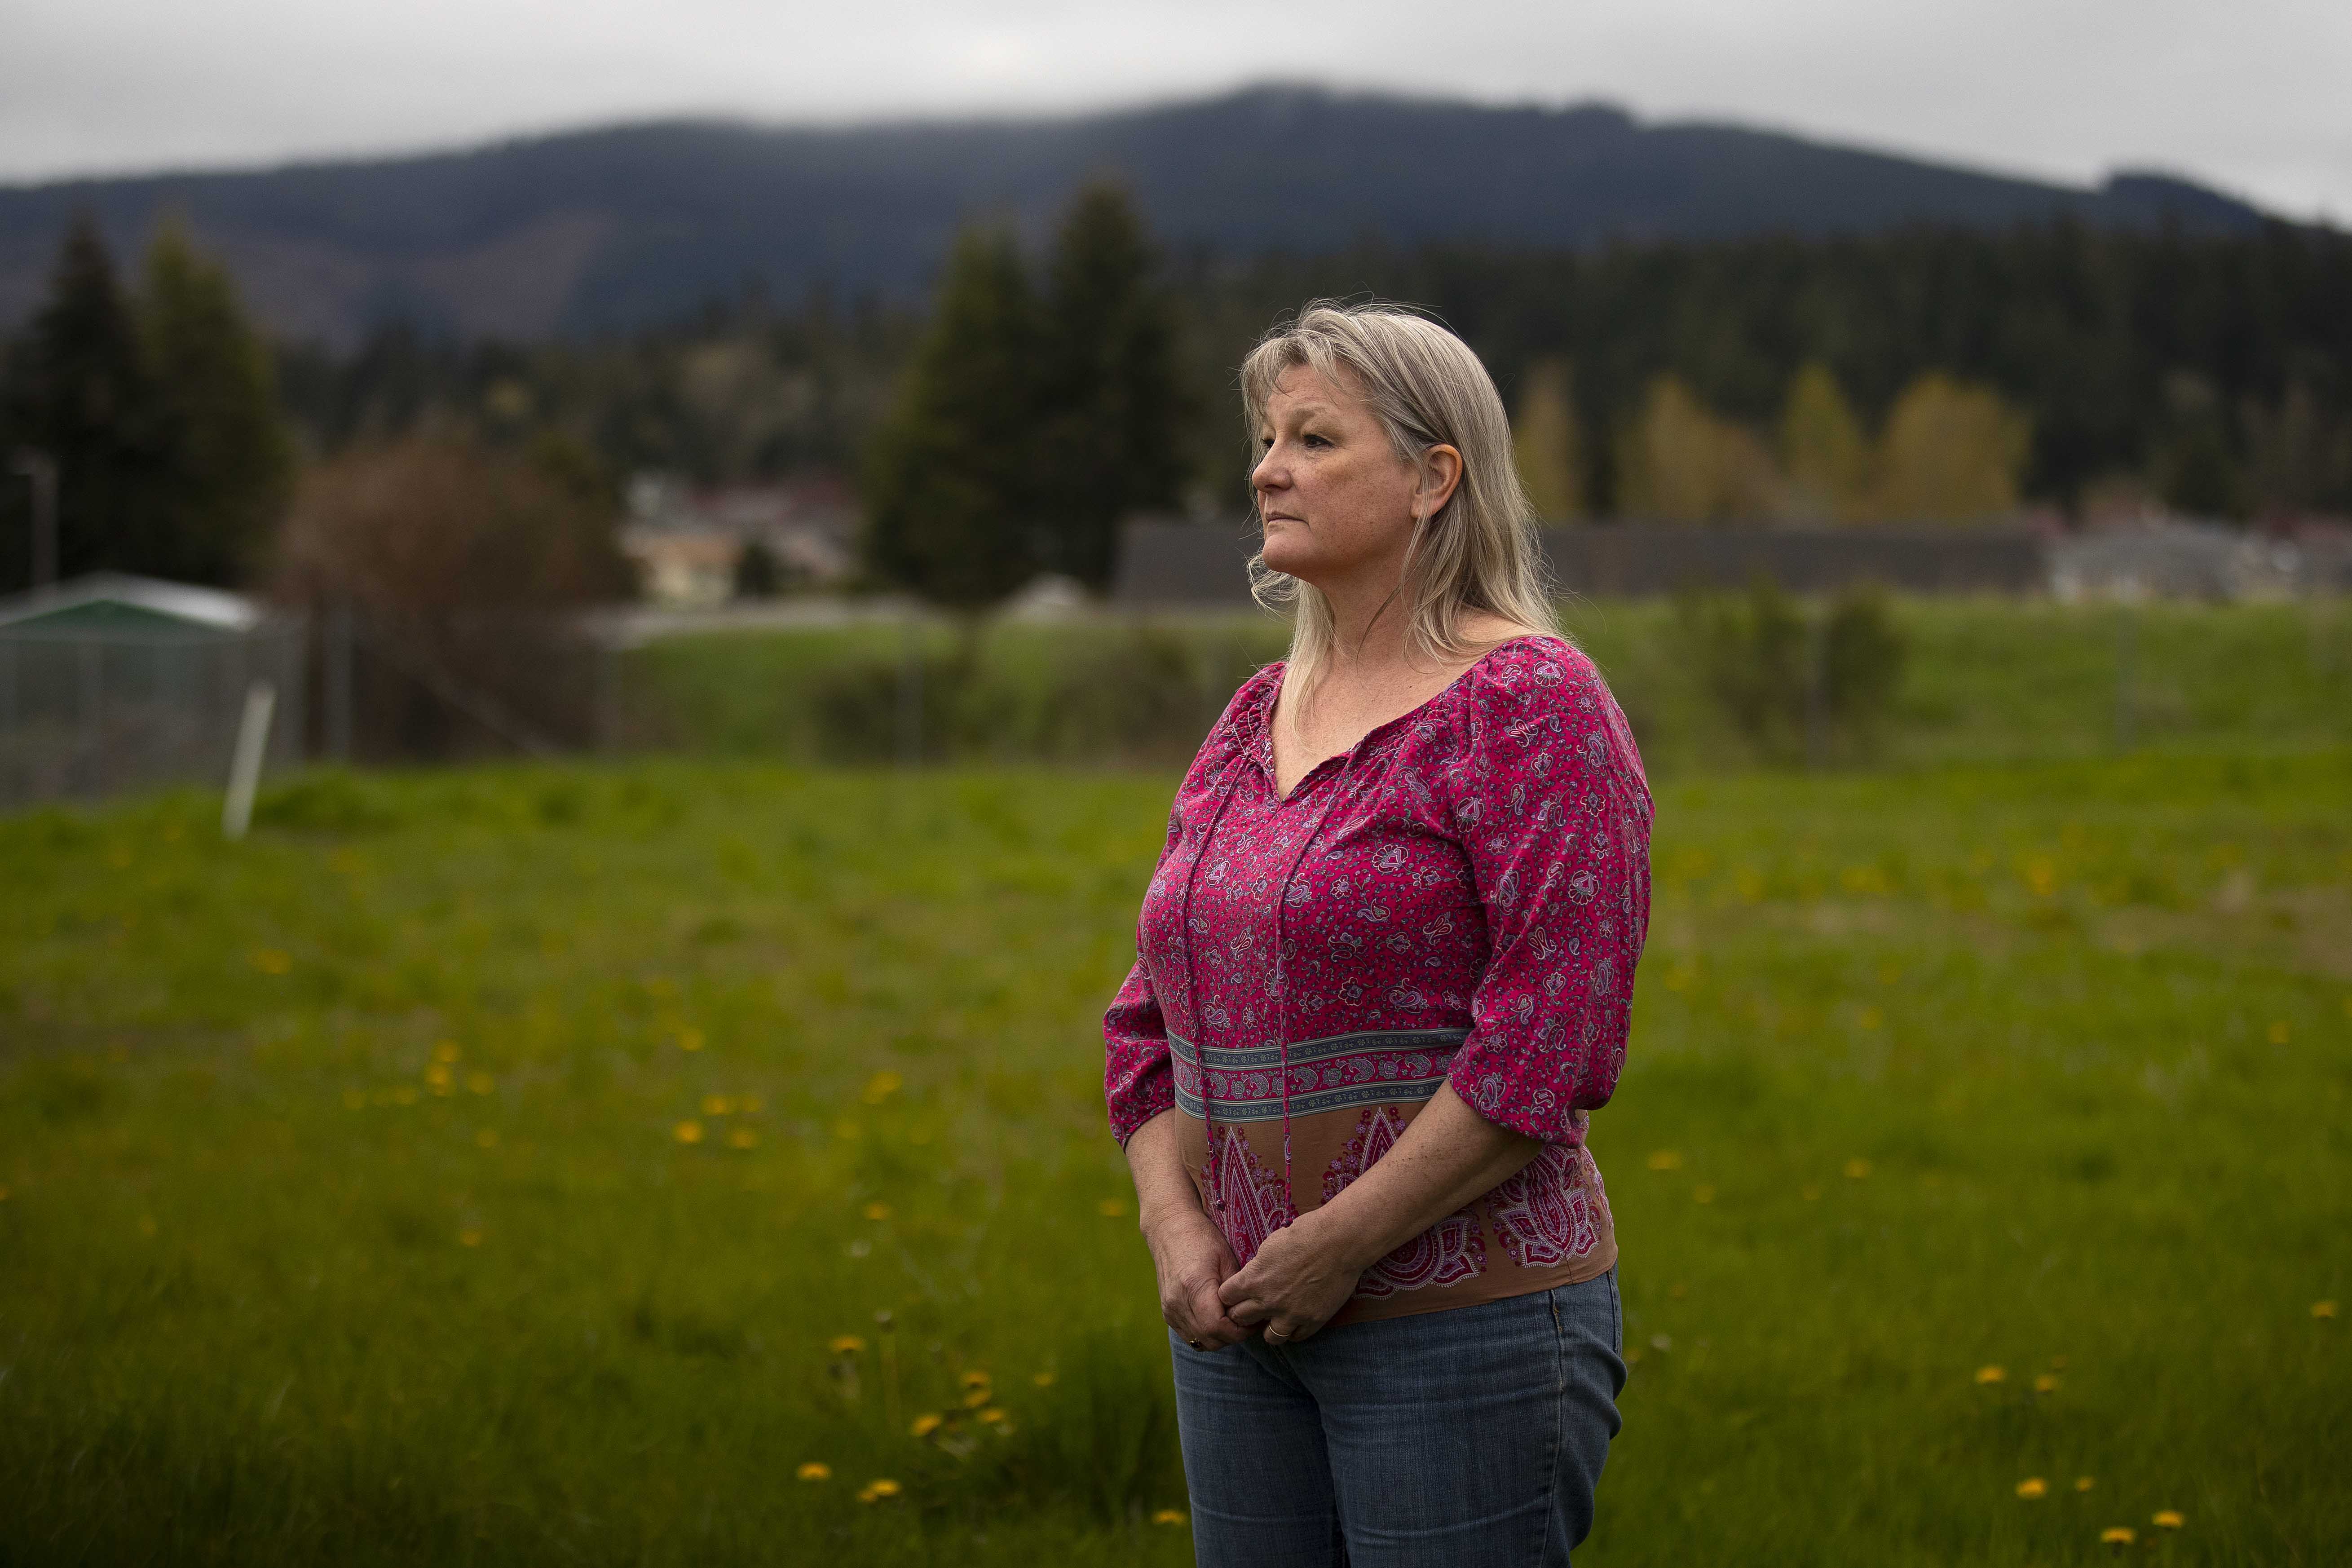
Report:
1103,956,1174,1146
1441,651,1653,1146
1103,804,1186,1146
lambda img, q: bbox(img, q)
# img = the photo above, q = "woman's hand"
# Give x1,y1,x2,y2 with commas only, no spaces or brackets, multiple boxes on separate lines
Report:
1216,1209,1366,1346
1144,1204,1250,1351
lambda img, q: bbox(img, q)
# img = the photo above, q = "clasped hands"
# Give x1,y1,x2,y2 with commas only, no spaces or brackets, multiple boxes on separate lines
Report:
1148,1200,1367,1352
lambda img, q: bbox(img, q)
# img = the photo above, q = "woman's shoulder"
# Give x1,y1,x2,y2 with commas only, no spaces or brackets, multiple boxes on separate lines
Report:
1450,633,1609,726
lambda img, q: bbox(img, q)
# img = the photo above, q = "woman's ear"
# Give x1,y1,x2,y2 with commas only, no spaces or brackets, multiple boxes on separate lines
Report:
1415,444,1465,522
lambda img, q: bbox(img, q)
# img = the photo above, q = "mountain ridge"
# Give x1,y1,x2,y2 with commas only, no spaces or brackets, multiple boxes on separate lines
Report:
0,84,2275,347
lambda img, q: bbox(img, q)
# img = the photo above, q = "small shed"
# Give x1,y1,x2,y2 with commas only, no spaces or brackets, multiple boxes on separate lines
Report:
0,573,305,805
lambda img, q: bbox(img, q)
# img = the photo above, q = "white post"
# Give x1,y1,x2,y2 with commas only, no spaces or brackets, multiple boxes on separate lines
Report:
222,680,277,840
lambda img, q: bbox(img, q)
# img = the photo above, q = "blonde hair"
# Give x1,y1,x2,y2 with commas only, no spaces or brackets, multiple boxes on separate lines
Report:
1240,300,1558,695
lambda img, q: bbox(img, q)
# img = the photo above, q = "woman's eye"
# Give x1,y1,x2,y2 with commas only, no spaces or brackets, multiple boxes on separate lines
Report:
1302,433,1331,448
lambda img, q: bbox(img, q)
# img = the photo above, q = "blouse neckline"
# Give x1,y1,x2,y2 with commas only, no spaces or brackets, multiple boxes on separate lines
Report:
1249,633,1565,803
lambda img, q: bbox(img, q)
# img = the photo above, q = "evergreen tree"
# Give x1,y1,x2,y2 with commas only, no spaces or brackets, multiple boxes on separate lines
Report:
1513,358,1585,521
861,227,1044,606
141,221,294,583
0,213,160,589
1033,183,1185,589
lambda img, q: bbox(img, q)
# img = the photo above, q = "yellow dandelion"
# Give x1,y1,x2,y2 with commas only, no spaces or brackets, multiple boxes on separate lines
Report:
1974,1365,2007,1385
863,1201,892,1221
857,1479,901,1503
910,1413,944,1439
1096,1197,1128,1217
2016,1478,2048,1499
728,1127,759,1149
702,1094,731,1116
459,1228,484,1247
2034,1374,2061,1393
1693,1184,1715,1204
1646,1149,1684,1171
977,1407,1006,1425
2101,1526,2136,1546
674,1119,704,1145
678,1026,705,1051
2153,1511,2184,1530
2075,1476,2096,1493
796,1462,831,1482
2268,1020,2290,1045
433,1040,462,1063
863,1070,902,1105
425,1063,454,1090
475,1128,499,1149
1031,1371,1056,1387
1152,1509,1189,1526
466,1072,494,1095
1845,1158,1873,1179
2313,1300,2339,1319
828,1335,866,1356
0,1187,10,1202
961,1370,992,1390
963,1387,992,1409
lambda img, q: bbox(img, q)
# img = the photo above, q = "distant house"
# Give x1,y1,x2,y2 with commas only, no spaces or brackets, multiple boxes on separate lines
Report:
618,473,860,605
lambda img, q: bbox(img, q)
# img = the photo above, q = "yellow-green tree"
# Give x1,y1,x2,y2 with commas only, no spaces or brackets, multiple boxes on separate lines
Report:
1614,375,1778,522
1778,362,1870,522
1870,373,2030,522
1513,358,1585,521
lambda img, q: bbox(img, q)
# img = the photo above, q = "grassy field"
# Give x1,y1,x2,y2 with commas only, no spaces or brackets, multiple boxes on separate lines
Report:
620,598,2352,773
2,746,2348,1564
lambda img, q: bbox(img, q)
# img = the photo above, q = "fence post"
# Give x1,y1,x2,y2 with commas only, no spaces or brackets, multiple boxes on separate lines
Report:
2113,601,2136,753
1804,603,1829,772
222,681,277,840
896,614,922,769
77,638,102,797
326,601,354,763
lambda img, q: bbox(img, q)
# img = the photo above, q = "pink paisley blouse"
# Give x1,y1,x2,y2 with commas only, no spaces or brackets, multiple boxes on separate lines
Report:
1103,636,1654,1326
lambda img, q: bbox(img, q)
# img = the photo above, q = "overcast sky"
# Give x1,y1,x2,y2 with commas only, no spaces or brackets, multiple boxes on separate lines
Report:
5,0,2348,221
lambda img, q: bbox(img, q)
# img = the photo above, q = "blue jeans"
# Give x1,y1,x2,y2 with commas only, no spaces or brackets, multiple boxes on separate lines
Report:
1170,1270,1625,1568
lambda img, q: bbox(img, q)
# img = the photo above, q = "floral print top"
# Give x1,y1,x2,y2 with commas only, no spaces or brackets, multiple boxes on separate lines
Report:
1103,636,1653,1325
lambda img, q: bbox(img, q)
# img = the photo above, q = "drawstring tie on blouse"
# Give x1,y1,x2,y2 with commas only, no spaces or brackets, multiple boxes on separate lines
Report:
1173,709,1364,1234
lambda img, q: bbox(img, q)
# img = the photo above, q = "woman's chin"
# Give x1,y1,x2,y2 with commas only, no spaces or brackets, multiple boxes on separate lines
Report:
1259,536,1320,582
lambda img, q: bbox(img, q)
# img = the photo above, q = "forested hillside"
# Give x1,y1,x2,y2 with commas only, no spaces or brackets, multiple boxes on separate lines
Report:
0,86,2267,347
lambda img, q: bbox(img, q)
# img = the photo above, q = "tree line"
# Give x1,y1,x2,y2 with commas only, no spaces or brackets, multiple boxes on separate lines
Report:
5,199,2351,602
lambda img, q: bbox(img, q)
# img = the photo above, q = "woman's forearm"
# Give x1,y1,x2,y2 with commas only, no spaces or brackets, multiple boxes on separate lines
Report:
1123,1108,1205,1233
1294,1084,1540,1270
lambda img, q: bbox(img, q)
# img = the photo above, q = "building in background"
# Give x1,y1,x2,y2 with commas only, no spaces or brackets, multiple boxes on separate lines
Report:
618,474,859,605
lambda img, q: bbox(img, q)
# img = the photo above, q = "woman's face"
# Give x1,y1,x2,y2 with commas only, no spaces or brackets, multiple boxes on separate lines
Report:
1252,365,1457,589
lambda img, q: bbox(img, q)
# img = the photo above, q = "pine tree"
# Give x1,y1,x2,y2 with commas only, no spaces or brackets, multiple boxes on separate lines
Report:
1033,183,1185,589
1513,359,1585,521
861,227,1045,607
141,221,295,583
0,213,160,589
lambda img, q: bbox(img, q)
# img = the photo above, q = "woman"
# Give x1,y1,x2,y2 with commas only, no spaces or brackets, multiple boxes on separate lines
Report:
1103,302,1653,1567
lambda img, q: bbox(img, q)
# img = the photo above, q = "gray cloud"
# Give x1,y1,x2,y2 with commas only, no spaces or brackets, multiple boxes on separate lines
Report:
3,0,2347,220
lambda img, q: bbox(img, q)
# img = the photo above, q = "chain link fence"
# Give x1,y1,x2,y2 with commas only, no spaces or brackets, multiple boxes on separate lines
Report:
0,614,308,808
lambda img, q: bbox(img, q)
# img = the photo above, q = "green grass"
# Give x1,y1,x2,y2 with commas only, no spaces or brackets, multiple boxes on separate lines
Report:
617,598,2352,772
1,749,2348,1564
